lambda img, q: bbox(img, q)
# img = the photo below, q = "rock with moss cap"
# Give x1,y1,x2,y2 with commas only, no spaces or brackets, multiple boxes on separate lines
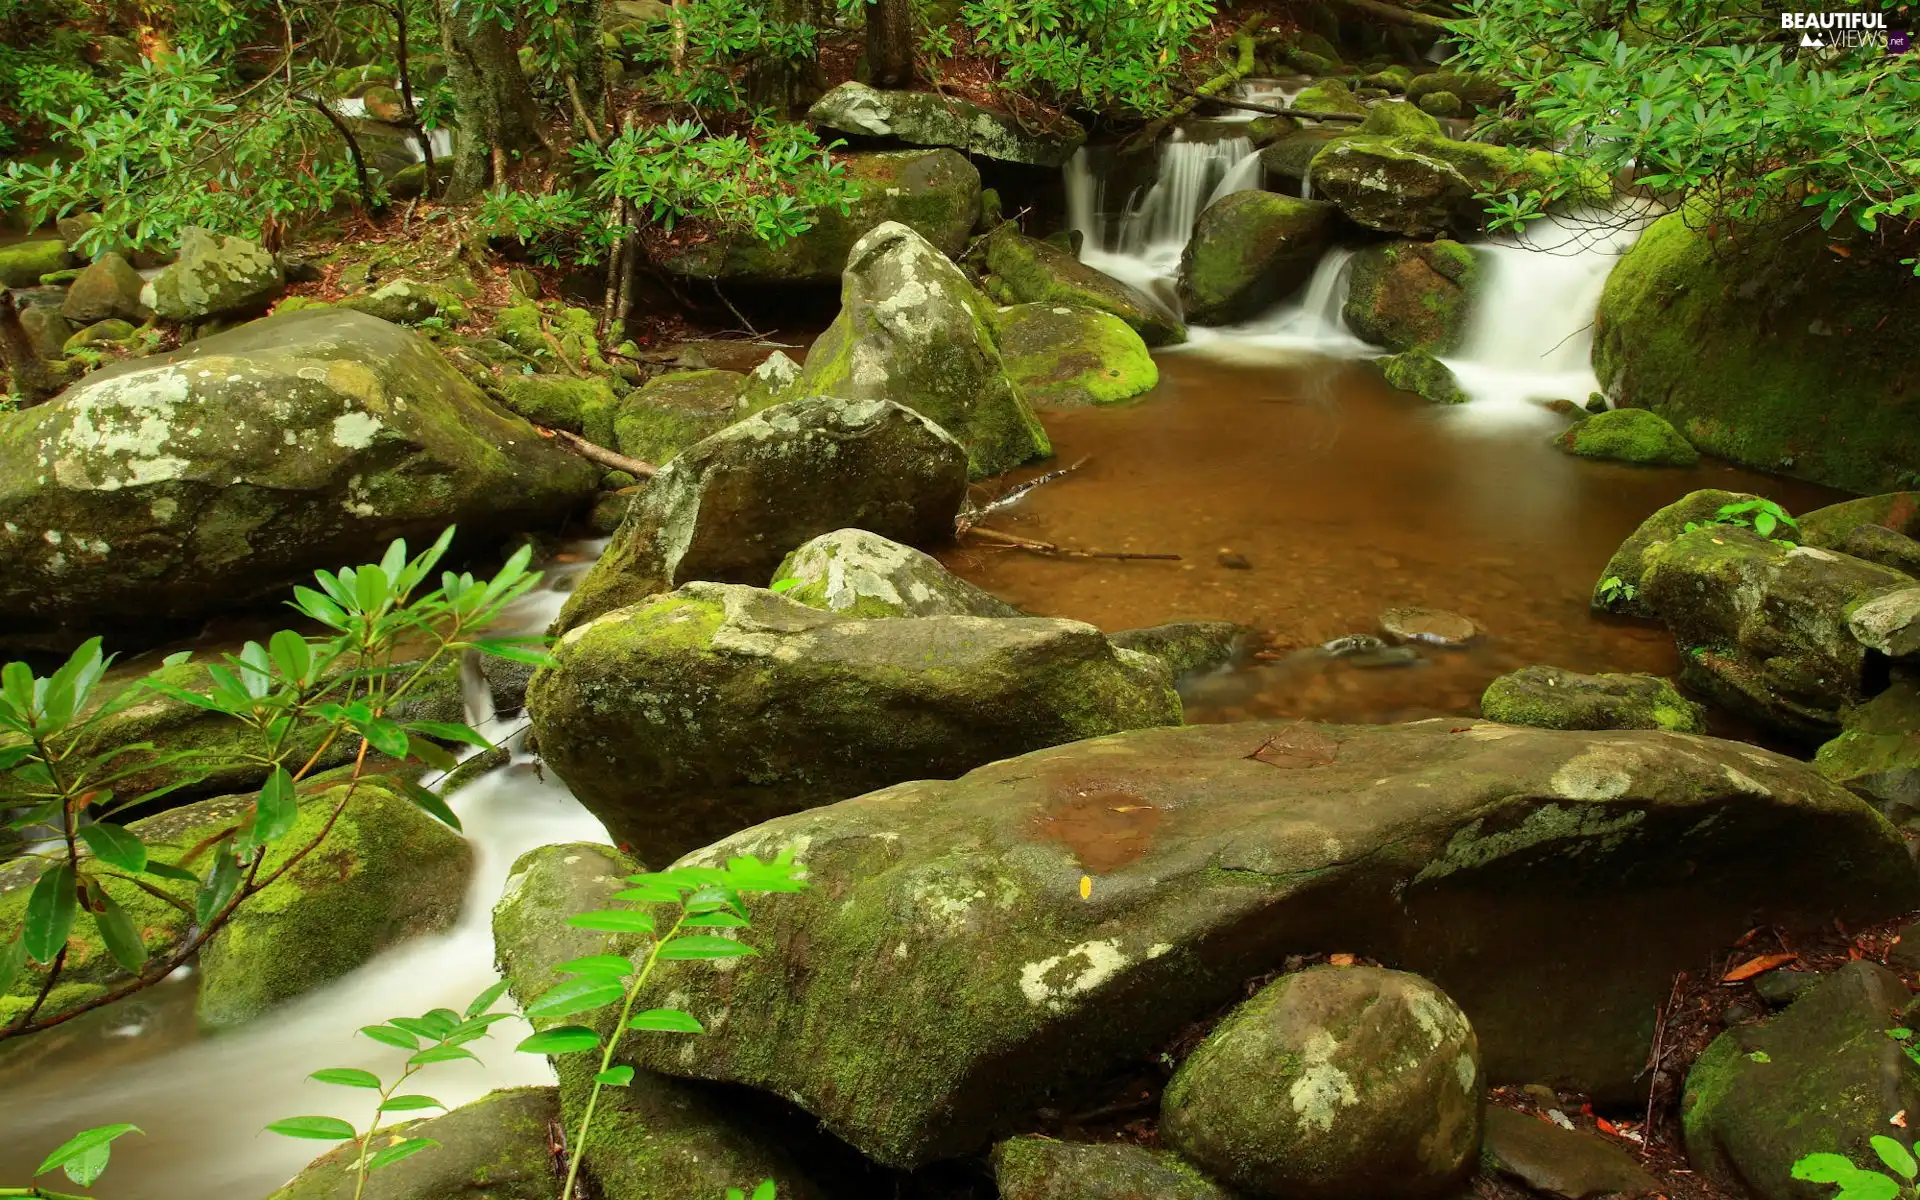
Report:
1162,966,1481,1199
1381,349,1469,405
1259,129,1380,192
141,227,285,322
1360,99,1442,137
984,229,1186,347
790,221,1051,478
1405,70,1508,110
773,527,1023,618
19,305,70,359
268,1087,559,1200
498,373,618,441
0,308,595,637
0,238,73,287
1800,493,1920,552
61,252,151,325
1109,620,1248,679
1417,91,1462,117
1590,489,1760,618
992,1138,1237,1200
1482,665,1706,733
1816,677,1920,821
611,369,748,464
527,581,1180,862
1553,408,1699,466
659,149,979,285
993,303,1158,408
1683,961,1920,1200
63,319,137,353
1292,78,1366,116
1312,140,1480,238
808,81,1087,167
338,278,471,326
1178,192,1335,326
1343,239,1481,353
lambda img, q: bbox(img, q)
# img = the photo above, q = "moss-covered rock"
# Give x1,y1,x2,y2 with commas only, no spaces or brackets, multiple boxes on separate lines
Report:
1482,665,1706,733
609,719,1915,1167
1360,99,1442,137
1293,78,1366,117
992,1138,1237,1200
528,581,1180,862
19,304,71,359
61,252,151,325
790,221,1051,478
1161,966,1481,1200
1590,489,1759,617
269,1087,559,1200
339,278,471,326
1258,130,1377,192
142,227,285,322
1405,70,1508,110
555,394,969,631
1816,677,1920,820
992,303,1157,408
658,150,980,285
1553,408,1699,466
0,308,597,634
1311,140,1479,238
610,369,747,464
742,349,801,411
1108,621,1248,680
1800,493,1920,551
1683,961,1920,1200
1417,90,1462,117
984,229,1186,347
773,527,1023,618
808,81,1087,168
63,318,137,353
498,374,618,440
1594,214,1920,494
1826,523,1920,580
1178,192,1335,326
0,238,73,287
1342,239,1480,353
1380,349,1468,404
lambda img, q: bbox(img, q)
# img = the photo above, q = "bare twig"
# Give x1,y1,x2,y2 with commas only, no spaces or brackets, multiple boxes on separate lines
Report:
538,426,658,478
962,526,1180,562
958,458,1089,532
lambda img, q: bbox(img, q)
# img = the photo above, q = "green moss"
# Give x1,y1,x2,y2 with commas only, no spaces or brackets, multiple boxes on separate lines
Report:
1360,99,1442,136
495,373,617,437
1380,349,1469,404
1417,90,1463,117
1343,240,1480,353
985,230,1185,346
1293,79,1366,116
1553,408,1700,466
1178,192,1334,326
993,303,1158,407
0,238,73,287
1481,665,1707,733
611,369,747,463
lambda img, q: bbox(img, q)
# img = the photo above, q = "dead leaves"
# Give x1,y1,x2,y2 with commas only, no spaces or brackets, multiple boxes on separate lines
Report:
1721,952,1798,983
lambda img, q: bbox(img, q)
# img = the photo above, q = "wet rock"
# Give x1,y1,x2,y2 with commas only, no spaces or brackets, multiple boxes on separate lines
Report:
1749,967,1819,1009
612,369,748,464
268,1086,560,1200
993,303,1158,408
1216,551,1251,570
1381,606,1480,646
60,252,152,325
1482,666,1705,733
792,221,1050,479
1312,140,1479,238
554,394,967,630
1553,409,1699,467
1163,966,1481,1200
1417,90,1462,117
1293,78,1366,116
528,582,1180,862
1640,527,1912,737
19,304,71,360
773,527,1023,618
338,278,471,325
1815,677,1920,819
658,149,979,286
0,308,596,635
1343,239,1481,353
1381,349,1469,405
1684,962,1920,1200
64,318,137,352
142,227,285,321
991,1138,1236,1200
1109,620,1248,679
1832,523,1920,580
613,720,1916,1166
1481,1106,1661,1200
984,229,1186,347
1799,492,1920,550
498,374,619,441
0,238,72,287
1848,587,1920,659
1590,489,1760,617
1890,919,1920,971
1259,129,1375,192
1360,99,1443,137
1178,192,1335,326
808,81,1087,167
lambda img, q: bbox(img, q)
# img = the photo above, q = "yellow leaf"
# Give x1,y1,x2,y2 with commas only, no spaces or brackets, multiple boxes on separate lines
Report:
1078,875,1092,900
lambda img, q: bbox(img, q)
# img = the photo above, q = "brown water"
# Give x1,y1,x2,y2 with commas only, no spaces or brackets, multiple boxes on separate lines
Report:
941,352,1841,727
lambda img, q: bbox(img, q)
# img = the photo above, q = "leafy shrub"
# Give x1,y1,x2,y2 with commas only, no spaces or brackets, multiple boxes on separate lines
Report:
960,0,1218,116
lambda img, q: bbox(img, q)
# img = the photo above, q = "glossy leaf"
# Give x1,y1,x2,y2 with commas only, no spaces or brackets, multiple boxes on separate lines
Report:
657,935,756,961
368,1136,439,1172
360,1023,421,1050
400,779,463,833
36,1123,139,1187
266,1115,358,1140
466,977,512,1018
143,860,200,883
516,1025,602,1055
78,822,147,873
92,892,148,972
566,909,655,933
24,862,77,964
253,767,298,848
628,1008,704,1034
594,1065,635,1087
1873,1136,1918,1181
407,1044,479,1067
0,934,26,994
310,1067,383,1089
358,716,410,759
555,953,637,977
378,1095,446,1113
195,848,242,926
407,721,496,749
527,976,626,1019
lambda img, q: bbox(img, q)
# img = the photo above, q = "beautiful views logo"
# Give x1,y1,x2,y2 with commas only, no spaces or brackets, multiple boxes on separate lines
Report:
1779,9,1901,51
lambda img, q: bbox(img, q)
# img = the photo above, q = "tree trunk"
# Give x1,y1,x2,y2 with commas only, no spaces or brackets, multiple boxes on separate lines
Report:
0,290,57,408
866,0,913,88
435,0,548,201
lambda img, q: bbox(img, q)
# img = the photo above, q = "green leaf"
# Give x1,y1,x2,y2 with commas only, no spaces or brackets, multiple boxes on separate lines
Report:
616,878,683,903
528,976,627,1019
78,822,147,873
310,1067,383,1089
516,1025,602,1055
1873,1137,1918,1181
367,1136,439,1172
629,1008,704,1034
253,766,298,847
594,1065,635,1087
378,1095,446,1113
0,935,26,994
24,862,76,964
400,779,463,833
408,1044,480,1067
406,721,496,749
269,629,313,686
266,1115,359,1140
566,909,655,933
1836,1172,1901,1200
657,935,756,961
555,953,637,977
35,1123,140,1185
143,860,200,883
751,1181,776,1200
466,977,512,1018
472,638,558,668
1794,1153,1859,1183
359,1023,421,1050
358,716,411,759
409,736,460,773
92,893,148,972
769,577,802,592
195,848,242,926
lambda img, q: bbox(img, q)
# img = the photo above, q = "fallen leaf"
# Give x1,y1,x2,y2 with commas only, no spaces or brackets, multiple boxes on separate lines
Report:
1721,953,1797,983
1078,875,1092,900
1596,1116,1619,1135
1894,1111,1909,1128
1328,953,1356,967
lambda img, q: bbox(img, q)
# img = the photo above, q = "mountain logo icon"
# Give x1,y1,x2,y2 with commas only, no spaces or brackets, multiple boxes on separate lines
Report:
1800,30,1825,47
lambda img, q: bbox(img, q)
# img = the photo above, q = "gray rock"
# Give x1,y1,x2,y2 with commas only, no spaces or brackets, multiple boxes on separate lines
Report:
1849,587,1920,659
808,81,1087,167
773,527,1024,618
141,227,286,321
1814,676,1920,819
18,304,70,360
1380,606,1480,646
991,1138,1237,1199
60,253,153,325
1482,1106,1660,1200
267,1087,559,1200
1835,523,1920,579
1109,621,1249,679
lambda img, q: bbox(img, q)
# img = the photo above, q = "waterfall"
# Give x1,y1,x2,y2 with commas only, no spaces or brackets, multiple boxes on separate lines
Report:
1116,131,1254,257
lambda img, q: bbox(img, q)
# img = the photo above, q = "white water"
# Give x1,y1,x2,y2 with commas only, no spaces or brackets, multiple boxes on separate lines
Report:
329,94,454,163
1067,129,1263,302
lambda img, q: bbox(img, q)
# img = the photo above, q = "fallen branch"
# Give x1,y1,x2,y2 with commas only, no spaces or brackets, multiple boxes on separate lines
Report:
1172,83,1367,122
963,526,1179,562
959,458,1089,532
538,426,658,478
1324,0,1453,33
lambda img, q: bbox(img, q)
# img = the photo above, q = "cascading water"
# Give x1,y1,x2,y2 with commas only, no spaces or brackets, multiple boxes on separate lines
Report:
1067,128,1261,301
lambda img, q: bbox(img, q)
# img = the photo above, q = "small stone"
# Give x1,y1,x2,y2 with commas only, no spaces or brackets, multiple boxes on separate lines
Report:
1380,606,1480,646
1218,551,1252,570
1483,1105,1662,1200
1750,968,1820,1009
1553,408,1699,467
1847,587,1920,659
1722,1002,1758,1025
1380,348,1470,405
1522,1084,1562,1110
1481,665,1706,733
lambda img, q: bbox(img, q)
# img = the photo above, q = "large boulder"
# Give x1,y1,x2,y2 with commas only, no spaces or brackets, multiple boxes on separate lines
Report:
61,253,152,326
984,230,1187,347
1639,527,1913,737
1595,215,1920,494
1553,408,1699,466
992,303,1158,408
611,368,749,464
1683,961,1920,1200
658,150,980,286
808,81,1087,167
268,1087,559,1200
1816,676,1920,819
992,1138,1236,1200
1482,665,1705,733
773,527,1024,618
1590,489,1760,618
553,394,968,631
1160,966,1482,1199
1177,192,1335,326
609,720,1915,1166
0,309,597,633
1342,239,1481,353
789,221,1051,479
527,582,1181,862
1311,140,1480,238
141,227,285,322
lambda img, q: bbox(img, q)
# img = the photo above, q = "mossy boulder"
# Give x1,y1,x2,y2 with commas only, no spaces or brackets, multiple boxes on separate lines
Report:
611,369,748,464
1594,214,1920,494
808,81,1087,168
0,308,597,635
1380,349,1469,405
0,238,72,287
992,303,1158,408
1311,140,1479,237
610,720,1915,1166
1108,620,1248,680
1683,961,1920,1200
790,221,1051,478
1161,966,1481,1199
984,229,1187,347
1259,129,1379,192
1553,408,1699,466
658,150,980,286
1417,91,1462,117
1178,192,1335,326
1591,489,1760,617
64,318,137,353
498,374,618,441
492,304,600,365
991,1138,1236,1200
1481,665,1706,733
61,252,152,325
555,395,969,631
527,581,1181,862
338,278,471,326
1293,78,1366,117
1405,70,1507,110
773,527,1024,618
1359,99,1442,137
268,1087,559,1200
19,304,71,359
1816,677,1920,820
1342,239,1481,353
1827,523,1920,580
142,227,285,322
1800,493,1920,551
